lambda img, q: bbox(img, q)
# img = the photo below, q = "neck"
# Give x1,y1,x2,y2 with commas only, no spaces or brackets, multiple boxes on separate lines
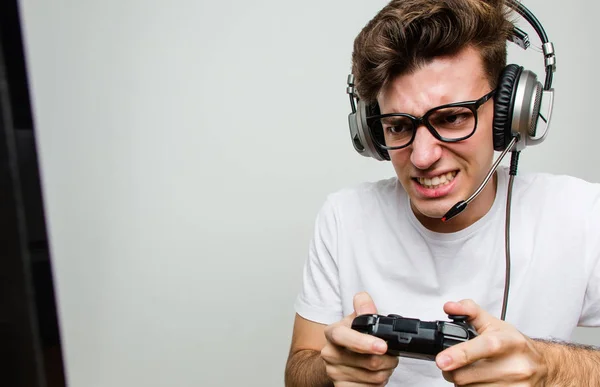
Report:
412,172,498,233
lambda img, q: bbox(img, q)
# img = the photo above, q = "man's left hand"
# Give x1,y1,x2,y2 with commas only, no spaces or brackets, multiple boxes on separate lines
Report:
435,299,548,386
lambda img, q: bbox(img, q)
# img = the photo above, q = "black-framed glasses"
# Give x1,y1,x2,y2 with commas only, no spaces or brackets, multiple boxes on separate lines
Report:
366,89,496,150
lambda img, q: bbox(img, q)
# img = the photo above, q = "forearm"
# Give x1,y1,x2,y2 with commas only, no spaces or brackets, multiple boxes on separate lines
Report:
533,338,600,386
285,349,333,387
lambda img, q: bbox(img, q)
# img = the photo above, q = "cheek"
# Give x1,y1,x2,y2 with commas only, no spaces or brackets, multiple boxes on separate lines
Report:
477,111,495,144
462,119,494,165
476,122,495,156
388,150,412,175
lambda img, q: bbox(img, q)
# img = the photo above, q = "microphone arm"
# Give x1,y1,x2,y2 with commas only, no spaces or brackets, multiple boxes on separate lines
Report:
441,137,518,222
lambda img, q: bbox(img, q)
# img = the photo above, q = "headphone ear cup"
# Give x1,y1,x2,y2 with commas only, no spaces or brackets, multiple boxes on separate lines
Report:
364,103,390,161
350,100,389,161
493,64,523,151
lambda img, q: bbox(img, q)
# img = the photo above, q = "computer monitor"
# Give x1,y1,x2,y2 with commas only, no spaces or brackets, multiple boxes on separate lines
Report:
0,1,66,386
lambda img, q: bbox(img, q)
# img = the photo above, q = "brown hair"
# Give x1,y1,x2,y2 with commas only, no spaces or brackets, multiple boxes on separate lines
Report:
351,0,515,103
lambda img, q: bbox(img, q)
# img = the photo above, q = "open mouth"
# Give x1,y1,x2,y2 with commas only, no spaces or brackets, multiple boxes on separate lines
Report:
414,171,458,190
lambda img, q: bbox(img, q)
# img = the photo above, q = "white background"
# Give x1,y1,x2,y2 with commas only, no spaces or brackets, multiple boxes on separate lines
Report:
17,0,600,386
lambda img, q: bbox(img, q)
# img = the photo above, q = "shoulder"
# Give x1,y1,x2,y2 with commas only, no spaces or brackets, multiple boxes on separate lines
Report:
503,168,600,225
511,169,600,203
312,176,404,229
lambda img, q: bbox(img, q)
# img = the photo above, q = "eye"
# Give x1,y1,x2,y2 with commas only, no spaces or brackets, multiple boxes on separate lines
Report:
445,114,461,123
381,117,413,134
444,113,468,124
430,107,474,129
386,124,411,134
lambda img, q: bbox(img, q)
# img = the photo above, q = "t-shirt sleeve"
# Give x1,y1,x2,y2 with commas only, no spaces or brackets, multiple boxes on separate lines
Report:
294,196,344,325
579,258,600,326
578,193,600,327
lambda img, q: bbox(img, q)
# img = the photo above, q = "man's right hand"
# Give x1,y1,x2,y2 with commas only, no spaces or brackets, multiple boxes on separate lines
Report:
321,292,399,386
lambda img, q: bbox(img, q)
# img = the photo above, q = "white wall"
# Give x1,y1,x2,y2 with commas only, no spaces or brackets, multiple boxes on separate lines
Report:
17,0,599,386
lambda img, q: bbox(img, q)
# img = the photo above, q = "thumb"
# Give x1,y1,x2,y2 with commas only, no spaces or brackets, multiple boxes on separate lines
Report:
353,292,378,316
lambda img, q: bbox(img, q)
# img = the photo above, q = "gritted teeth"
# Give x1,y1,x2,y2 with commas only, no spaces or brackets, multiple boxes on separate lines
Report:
417,171,457,189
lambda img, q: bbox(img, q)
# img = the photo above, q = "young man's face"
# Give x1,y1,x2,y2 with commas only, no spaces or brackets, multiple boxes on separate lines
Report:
377,46,496,232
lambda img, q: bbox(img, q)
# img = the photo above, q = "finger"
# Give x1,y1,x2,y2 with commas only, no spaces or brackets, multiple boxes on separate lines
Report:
334,382,389,387
443,370,504,387
324,362,395,385
323,346,399,372
442,370,500,387
353,292,378,316
443,361,497,385
340,310,358,328
324,324,388,355
436,332,507,372
335,352,399,372
339,291,379,333
443,351,540,386
442,299,496,333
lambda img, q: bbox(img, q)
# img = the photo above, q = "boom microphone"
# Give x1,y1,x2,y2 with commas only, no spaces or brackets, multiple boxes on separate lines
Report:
441,137,518,222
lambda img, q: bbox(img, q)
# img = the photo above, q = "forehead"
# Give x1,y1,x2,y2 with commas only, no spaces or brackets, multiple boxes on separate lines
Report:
377,46,490,115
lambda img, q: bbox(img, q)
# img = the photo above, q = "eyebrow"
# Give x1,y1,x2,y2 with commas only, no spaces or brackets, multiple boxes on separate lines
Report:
381,95,483,118
381,116,412,124
381,91,489,116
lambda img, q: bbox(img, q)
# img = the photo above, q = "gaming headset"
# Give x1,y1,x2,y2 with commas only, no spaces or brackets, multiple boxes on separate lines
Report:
345,0,557,321
346,0,557,161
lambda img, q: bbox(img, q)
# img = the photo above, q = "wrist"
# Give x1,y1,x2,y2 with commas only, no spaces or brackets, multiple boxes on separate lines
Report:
285,349,332,387
531,338,560,386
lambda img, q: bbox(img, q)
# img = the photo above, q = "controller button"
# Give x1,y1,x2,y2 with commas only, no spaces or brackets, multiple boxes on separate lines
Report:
351,315,379,332
387,314,403,318
393,318,419,334
441,323,468,339
448,315,469,323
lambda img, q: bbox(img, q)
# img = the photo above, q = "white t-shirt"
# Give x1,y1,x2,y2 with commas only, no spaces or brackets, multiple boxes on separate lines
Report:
294,166,600,386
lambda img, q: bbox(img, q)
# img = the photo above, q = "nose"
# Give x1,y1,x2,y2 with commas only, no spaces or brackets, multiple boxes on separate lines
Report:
410,125,442,170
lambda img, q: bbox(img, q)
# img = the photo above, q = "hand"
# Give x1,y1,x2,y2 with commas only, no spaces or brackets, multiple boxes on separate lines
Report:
321,292,399,386
435,299,548,386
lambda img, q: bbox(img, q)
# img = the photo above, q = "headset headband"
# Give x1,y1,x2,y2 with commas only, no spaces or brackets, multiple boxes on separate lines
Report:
346,0,557,160
506,0,556,90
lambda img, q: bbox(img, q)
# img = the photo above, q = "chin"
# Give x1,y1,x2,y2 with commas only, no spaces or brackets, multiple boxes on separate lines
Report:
411,200,451,220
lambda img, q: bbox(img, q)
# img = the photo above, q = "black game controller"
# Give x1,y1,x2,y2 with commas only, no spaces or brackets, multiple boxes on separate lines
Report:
351,314,478,361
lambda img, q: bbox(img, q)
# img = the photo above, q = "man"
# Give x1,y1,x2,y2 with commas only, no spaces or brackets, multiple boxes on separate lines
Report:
285,0,600,386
